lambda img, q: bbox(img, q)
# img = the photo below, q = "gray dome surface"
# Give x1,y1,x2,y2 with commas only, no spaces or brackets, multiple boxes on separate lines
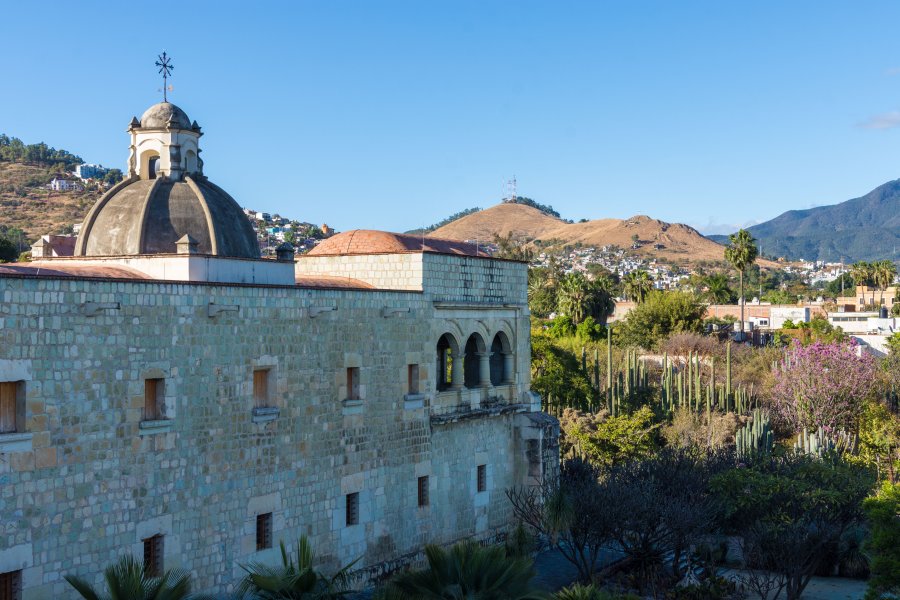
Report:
140,102,192,129
75,176,260,258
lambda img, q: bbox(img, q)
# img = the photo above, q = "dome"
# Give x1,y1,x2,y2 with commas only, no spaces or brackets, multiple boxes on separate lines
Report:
140,102,192,129
74,176,260,258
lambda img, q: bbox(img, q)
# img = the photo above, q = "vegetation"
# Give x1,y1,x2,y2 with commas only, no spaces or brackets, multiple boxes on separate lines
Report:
0,133,83,170
377,541,545,599
237,536,355,599
506,195,561,218
621,271,653,303
65,555,211,600
617,291,705,350
863,482,900,599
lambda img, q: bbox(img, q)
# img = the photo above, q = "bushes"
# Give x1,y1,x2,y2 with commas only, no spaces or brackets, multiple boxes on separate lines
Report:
617,292,705,350
863,482,900,599
560,406,659,469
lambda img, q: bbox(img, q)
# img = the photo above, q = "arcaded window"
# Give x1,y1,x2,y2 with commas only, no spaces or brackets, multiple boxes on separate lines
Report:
463,333,485,388
435,334,456,391
490,332,512,386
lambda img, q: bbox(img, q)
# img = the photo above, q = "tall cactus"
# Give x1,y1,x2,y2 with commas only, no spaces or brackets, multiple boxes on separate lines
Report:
736,408,774,460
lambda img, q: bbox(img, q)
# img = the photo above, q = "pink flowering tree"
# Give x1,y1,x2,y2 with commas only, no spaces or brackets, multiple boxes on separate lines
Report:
772,341,878,432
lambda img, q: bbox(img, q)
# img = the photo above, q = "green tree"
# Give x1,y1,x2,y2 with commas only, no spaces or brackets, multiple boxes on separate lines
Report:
556,273,615,325
864,482,900,600
703,273,735,304
0,238,17,263
622,270,653,303
873,260,898,307
723,229,759,338
850,261,876,305
65,555,210,600
618,291,705,349
380,542,545,600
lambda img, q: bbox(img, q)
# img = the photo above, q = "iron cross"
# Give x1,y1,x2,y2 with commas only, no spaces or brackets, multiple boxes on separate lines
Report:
155,52,174,102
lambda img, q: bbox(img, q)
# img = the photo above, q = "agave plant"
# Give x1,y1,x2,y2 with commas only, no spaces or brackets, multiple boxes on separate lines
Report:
237,536,356,599
64,555,210,600
553,584,637,600
382,541,546,599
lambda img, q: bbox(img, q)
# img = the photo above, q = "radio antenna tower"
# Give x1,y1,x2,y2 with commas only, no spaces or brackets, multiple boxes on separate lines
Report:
504,176,517,203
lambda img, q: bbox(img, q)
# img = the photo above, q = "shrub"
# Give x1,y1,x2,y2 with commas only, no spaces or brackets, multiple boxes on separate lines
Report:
662,408,741,451
618,291,705,350
863,482,900,599
560,406,659,469
548,315,577,338
576,316,604,342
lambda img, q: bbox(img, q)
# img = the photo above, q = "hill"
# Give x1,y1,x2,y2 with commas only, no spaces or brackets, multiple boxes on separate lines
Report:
0,161,100,242
431,203,731,264
712,179,900,262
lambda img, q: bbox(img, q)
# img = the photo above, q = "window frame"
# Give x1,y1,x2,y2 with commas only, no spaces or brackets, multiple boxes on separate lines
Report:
0,381,23,435
407,364,420,395
346,492,360,526
143,534,164,577
477,464,487,493
256,513,273,551
0,569,22,600
346,367,360,401
253,369,271,409
417,475,430,507
143,378,165,421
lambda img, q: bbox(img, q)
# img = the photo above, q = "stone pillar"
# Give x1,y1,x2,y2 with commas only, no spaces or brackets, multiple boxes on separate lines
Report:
450,350,464,390
502,352,515,384
478,352,491,387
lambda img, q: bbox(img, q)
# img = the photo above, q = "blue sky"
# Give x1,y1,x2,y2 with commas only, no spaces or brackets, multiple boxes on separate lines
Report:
4,1,900,234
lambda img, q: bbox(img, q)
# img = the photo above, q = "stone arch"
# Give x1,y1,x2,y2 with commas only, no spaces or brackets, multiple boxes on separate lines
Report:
464,333,487,389
140,148,161,180
490,331,513,386
436,333,459,391
185,149,198,174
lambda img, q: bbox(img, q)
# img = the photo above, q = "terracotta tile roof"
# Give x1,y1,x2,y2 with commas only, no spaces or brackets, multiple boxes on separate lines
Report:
294,274,374,290
0,262,151,279
307,230,490,257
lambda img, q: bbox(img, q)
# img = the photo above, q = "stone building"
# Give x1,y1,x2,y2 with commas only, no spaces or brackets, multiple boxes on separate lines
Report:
0,101,558,599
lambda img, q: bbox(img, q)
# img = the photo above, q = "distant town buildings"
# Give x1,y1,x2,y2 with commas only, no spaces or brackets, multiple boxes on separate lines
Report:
75,163,109,180
48,177,82,192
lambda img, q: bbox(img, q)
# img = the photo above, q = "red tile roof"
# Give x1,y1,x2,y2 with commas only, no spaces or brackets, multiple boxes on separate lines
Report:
307,230,490,257
294,274,374,290
0,263,151,279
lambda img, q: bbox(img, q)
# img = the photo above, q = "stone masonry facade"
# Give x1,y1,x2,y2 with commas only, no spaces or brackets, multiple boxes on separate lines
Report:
0,253,558,598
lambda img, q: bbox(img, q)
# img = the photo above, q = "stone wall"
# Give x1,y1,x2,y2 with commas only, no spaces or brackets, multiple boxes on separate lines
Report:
0,273,553,598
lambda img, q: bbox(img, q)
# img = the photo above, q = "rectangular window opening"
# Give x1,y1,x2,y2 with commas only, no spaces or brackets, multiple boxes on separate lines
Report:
256,512,273,551
417,475,429,507
143,534,164,577
144,378,164,421
407,364,420,395
477,464,487,493
0,381,22,435
346,492,360,526
0,570,22,600
346,367,360,401
253,369,270,408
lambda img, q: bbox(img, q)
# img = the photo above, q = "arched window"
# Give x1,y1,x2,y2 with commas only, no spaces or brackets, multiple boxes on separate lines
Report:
464,333,486,389
148,157,159,179
436,333,457,391
490,332,513,386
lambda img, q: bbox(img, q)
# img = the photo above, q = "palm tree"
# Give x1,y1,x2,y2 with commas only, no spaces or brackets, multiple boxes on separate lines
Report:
724,229,759,338
557,273,591,323
238,536,356,599
703,273,734,304
65,555,211,600
622,270,653,303
382,541,546,600
873,260,898,307
850,261,874,305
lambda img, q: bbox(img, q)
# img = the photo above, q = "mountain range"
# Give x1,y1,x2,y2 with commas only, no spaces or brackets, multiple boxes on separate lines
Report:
709,179,900,263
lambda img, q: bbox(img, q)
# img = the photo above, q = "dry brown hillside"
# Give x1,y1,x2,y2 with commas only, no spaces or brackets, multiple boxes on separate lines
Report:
0,162,99,241
431,203,730,263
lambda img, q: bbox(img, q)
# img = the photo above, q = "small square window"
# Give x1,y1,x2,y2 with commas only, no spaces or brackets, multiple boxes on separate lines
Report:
0,381,23,435
346,492,360,526
256,513,273,551
417,475,429,507
144,378,164,421
253,369,270,408
346,368,360,401
407,364,420,395
477,464,487,493
0,570,22,600
143,534,164,577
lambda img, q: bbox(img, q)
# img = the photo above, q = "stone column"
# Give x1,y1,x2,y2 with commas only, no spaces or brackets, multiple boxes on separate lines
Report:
502,352,515,385
478,352,491,387
450,350,464,390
